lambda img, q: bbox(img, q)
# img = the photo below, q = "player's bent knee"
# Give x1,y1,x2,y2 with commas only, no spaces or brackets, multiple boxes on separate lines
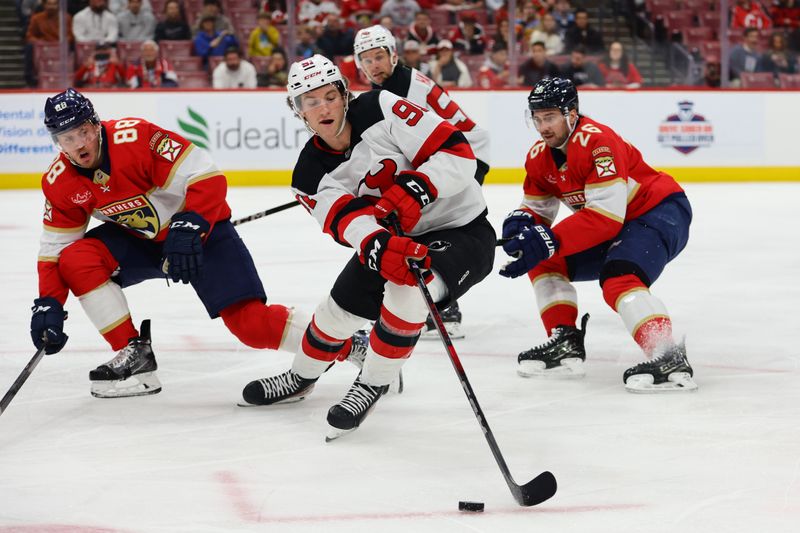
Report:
601,273,648,311
220,299,291,350
528,255,568,282
383,282,430,324
58,238,118,296
312,295,367,340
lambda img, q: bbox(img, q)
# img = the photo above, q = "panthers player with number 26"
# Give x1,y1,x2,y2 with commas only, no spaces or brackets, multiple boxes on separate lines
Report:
30,88,356,400
500,78,697,393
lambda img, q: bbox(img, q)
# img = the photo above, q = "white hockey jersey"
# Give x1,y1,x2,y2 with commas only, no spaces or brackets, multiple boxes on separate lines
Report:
378,64,491,168
291,90,486,251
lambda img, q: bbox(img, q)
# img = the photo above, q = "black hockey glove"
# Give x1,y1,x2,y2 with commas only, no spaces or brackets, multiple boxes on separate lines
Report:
499,225,558,279
502,209,536,239
161,211,210,284
30,297,69,354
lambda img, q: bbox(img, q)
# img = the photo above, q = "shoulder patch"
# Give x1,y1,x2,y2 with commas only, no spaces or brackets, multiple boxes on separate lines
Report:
592,146,611,157
155,135,184,162
43,199,53,222
594,155,617,178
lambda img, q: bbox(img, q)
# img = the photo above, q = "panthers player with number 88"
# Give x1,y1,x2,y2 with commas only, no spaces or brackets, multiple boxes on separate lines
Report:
500,78,697,393
31,88,363,399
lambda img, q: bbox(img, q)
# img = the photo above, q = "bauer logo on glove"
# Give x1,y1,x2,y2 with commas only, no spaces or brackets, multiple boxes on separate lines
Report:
499,225,558,279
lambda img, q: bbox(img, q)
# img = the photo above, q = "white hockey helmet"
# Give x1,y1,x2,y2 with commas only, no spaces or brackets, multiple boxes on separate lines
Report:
353,25,398,72
287,54,348,113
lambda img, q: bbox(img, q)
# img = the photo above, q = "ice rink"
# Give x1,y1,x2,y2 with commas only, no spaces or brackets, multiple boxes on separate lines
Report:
0,183,798,533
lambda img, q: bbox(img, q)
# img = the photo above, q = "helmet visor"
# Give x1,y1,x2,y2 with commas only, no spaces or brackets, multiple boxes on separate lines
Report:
293,85,345,114
53,121,98,150
525,108,566,132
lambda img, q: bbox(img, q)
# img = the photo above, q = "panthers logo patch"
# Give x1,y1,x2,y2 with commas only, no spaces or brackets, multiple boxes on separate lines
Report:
98,195,160,238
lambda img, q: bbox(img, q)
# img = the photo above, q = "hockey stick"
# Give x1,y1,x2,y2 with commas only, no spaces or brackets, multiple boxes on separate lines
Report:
232,200,300,227
0,343,48,417
389,217,557,507
496,237,512,246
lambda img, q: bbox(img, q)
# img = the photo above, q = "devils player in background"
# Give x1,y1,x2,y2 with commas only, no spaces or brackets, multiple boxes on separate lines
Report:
499,78,697,393
240,55,495,439
30,88,360,399
352,24,492,340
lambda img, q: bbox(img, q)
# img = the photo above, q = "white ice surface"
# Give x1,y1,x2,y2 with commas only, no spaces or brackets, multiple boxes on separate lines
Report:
0,184,798,533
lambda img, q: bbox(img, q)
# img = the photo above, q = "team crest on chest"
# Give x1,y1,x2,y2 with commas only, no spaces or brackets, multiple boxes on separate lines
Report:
594,156,617,178
98,195,160,238
93,169,111,192
156,136,183,162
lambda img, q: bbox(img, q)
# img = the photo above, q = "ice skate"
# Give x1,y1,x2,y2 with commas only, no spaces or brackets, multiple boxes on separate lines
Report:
517,314,589,378
239,370,318,406
89,320,162,398
624,341,698,393
345,330,404,394
326,374,388,441
420,301,464,340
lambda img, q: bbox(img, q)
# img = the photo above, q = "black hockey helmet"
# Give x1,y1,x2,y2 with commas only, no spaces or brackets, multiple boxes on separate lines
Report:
528,77,579,114
44,88,99,136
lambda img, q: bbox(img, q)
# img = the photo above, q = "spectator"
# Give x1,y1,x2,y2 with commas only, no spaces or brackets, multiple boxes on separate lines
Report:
126,39,178,88
338,54,371,89
564,8,604,53
258,48,289,87
192,0,234,36
73,0,119,43
117,0,156,41
194,14,238,63
19,0,41,32
341,0,381,23
516,1,542,43
759,31,797,75
729,27,763,84
518,40,560,87
731,0,772,29
561,45,605,87
108,0,152,16
406,10,439,53
400,38,431,76
552,0,575,37
490,17,518,50
74,42,126,87
378,14,395,33
295,24,323,59
316,14,355,59
790,27,800,52
476,41,510,88
428,39,472,87
449,11,487,55
380,0,421,27
771,0,800,28
298,0,340,24
598,41,642,88
26,0,74,44
248,11,281,57
213,46,257,88
529,12,564,56
155,0,191,41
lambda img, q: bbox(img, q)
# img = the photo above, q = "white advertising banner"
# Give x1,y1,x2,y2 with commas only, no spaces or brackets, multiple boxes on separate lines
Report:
1,89,799,184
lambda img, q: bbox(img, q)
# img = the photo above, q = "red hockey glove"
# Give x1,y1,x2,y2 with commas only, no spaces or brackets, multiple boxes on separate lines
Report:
360,231,432,286
374,172,438,233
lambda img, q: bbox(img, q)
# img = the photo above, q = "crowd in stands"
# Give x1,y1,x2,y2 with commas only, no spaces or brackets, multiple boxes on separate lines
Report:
18,0,800,90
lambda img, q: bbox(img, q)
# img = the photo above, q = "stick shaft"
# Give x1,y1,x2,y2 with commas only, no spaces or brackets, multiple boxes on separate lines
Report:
0,345,47,416
232,200,300,227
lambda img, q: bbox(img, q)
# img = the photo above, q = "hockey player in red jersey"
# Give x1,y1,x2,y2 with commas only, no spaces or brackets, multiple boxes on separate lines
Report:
240,55,496,439
499,78,697,393
353,24,492,339
30,88,360,399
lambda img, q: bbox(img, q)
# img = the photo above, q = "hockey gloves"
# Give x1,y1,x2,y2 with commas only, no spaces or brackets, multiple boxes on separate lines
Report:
502,209,536,239
374,172,438,233
360,231,432,286
30,296,69,354
499,225,559,279
161,211,210,284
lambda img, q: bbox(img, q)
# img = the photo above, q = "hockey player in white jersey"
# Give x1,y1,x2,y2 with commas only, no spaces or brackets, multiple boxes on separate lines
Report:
353,24,492,339
240,55,496,440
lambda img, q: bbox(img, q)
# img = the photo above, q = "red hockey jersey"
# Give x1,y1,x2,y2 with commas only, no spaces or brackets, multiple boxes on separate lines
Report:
518,116,684,257
37,118,231,303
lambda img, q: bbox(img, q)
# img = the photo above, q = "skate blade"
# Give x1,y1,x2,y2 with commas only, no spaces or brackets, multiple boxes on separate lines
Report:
625,372,699,393
517,358,585,379
325,426,356,442
419,323,464,340
236,395,308,407
90,371,162,398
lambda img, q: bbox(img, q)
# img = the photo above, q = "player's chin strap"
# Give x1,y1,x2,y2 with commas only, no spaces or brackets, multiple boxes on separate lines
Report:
556,111,579,151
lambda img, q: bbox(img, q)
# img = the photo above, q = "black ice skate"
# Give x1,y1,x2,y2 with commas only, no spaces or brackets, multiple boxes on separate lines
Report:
421,301,464,340
239,370,318,406
89,320,162,398
345,330,404,394
517,314,589,378
623,341,698,393
326,374,389,441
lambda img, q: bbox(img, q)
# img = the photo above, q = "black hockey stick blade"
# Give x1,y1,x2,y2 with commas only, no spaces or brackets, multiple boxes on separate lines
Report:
232,200,300,226
513,470,558,506
0,343,48,417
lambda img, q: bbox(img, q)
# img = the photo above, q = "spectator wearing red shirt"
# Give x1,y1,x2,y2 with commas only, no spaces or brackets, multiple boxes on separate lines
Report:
340,0,381,22
448,11,487,55
126,40,179,88
731,0,772,29
598,41,643,88
406,10,440,53
476,41,510,88
770,0,800,28
75,43,126,88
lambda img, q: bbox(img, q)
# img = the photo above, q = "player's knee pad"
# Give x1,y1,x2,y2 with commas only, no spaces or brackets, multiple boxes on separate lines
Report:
312,294,369,341
383,279,440,325
58,238,118,296
601,273,648,311
527,255,569,283
220,299,291,350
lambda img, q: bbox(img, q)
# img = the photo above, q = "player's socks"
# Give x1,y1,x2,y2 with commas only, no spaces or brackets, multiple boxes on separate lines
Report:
89,320,161,398
517,313,589,378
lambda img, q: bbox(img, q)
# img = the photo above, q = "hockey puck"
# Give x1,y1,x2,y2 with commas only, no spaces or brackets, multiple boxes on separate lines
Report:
458,501,485,512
